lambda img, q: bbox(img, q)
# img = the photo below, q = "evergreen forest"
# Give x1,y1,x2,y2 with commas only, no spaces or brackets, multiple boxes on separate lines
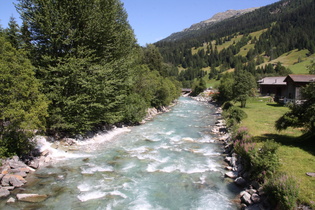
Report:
155,0,315,88
0,0,315,158
0,0,181,157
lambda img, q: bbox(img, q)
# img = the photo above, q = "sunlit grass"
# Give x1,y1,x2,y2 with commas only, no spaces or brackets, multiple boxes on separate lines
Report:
258,49,314,74
235,97,315,208
237,97,301,137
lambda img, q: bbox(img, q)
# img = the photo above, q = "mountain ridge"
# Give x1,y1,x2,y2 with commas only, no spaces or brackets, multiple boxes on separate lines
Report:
161,7,260,42
183,7,260,32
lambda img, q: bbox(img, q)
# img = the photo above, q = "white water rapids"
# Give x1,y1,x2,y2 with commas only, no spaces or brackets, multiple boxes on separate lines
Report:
1,97,239,209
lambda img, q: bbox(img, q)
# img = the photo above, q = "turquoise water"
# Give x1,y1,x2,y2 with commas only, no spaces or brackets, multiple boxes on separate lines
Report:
2,97,238,209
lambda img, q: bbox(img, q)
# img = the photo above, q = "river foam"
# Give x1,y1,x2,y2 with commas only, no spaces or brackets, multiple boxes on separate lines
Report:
76,127,131,146
15,97,237,210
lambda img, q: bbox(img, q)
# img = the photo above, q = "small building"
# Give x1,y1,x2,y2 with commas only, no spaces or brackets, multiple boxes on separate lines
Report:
258,76,287,99
284,74,315,103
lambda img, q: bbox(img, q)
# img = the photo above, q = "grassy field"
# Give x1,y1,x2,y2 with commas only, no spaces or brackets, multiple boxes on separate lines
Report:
257,49,313,74
235,97,315,208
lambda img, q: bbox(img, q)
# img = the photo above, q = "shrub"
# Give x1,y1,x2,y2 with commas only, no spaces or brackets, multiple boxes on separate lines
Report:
234,137,256,171
234,137,280,182
250,140,280,181
264,173,299,210
222,101,233,110
223,106,248,128
233,126,250,141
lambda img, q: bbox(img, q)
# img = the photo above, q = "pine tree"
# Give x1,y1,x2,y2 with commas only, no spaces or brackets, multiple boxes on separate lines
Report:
5,16,21,49
16,0,137,135
0,36,48,157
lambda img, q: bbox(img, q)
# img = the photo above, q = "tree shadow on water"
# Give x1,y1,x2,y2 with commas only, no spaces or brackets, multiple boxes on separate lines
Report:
255,133,315,156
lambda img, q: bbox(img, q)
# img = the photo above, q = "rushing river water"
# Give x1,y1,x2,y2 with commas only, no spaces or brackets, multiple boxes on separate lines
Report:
2,97,239,210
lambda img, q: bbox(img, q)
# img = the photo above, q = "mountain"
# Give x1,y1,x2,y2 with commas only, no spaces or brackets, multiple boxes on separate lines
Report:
161,7,260,42
155,0,315,85
183,8,259,32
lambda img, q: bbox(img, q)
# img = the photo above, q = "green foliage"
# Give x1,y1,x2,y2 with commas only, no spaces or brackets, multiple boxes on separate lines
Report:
216,73,234,103
12,0,181,138
44,55,132,134
190,78,207,96
276,83,315,134
223,106,248,128
249,140,280,181
264,173,299,210
17,0,136,65
234,133,280,181
4,16,21,49
233,127,280,181
152,78,180,107
142,44,164,76
221,101,233,110
123,93,147,124
0,36,48,157
233,70,257,108
16,0,147,136
307,59,315,74
156,0,315,87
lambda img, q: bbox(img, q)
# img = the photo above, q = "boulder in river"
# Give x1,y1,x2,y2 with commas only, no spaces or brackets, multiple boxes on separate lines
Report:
16,194,48,203
225,171,238,179
241,191,253,205
29,159,40,169
234,177,247,187
251,193,261,204
6,197,15,203
0,188,10,198
1,174,27,188
9,174,27,187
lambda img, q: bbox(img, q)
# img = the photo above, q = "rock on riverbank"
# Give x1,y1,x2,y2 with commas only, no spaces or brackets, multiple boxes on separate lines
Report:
0,155,49,203
208,102,272,210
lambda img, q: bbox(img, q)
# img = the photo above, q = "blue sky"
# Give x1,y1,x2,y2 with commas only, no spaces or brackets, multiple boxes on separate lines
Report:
1,0,279,46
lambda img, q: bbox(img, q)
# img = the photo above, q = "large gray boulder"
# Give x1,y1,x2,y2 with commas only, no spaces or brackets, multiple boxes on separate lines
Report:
251,193,261,204
1,174,27,188
16,194,48,203
234,177,247,187
9,175,26,187
241,191,253,205
29,159,40,169
1,174,11,186
7,197,15,203
0,188,10,198
8,159,28,169
225,171,238,179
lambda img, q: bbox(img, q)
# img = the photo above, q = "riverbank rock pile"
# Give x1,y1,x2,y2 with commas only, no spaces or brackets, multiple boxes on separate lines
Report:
142,105,174,123
223,150,271,210
191,89,215,102
210,106,271,209
0,156,48,203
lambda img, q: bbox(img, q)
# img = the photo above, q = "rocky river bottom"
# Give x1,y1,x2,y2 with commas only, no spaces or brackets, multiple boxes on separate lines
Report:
0,97,240,209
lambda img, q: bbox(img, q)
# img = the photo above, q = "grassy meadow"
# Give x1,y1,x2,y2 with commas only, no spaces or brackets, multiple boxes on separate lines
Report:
235,97,315,208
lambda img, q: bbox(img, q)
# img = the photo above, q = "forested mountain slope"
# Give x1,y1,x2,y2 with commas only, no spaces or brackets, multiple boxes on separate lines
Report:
155,0,315,87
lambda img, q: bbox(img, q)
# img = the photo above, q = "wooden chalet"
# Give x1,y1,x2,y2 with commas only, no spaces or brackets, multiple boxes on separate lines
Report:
258,74,315,104
283,74,315,103
258,76,286,100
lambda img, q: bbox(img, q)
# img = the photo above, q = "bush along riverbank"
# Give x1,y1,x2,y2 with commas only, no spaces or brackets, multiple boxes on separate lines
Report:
215,103,304,210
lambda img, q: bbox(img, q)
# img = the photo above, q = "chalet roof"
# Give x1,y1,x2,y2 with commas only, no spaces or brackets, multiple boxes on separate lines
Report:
284,74,315,83
258,77,286,85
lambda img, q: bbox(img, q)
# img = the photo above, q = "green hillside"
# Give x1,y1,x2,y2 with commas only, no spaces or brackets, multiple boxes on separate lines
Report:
155,0,315,88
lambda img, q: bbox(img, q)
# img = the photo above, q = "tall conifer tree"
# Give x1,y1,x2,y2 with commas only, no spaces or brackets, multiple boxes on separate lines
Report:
16,0,137,135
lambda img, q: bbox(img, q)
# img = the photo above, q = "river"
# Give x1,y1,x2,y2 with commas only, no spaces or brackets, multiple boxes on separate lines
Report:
3,97,239,209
